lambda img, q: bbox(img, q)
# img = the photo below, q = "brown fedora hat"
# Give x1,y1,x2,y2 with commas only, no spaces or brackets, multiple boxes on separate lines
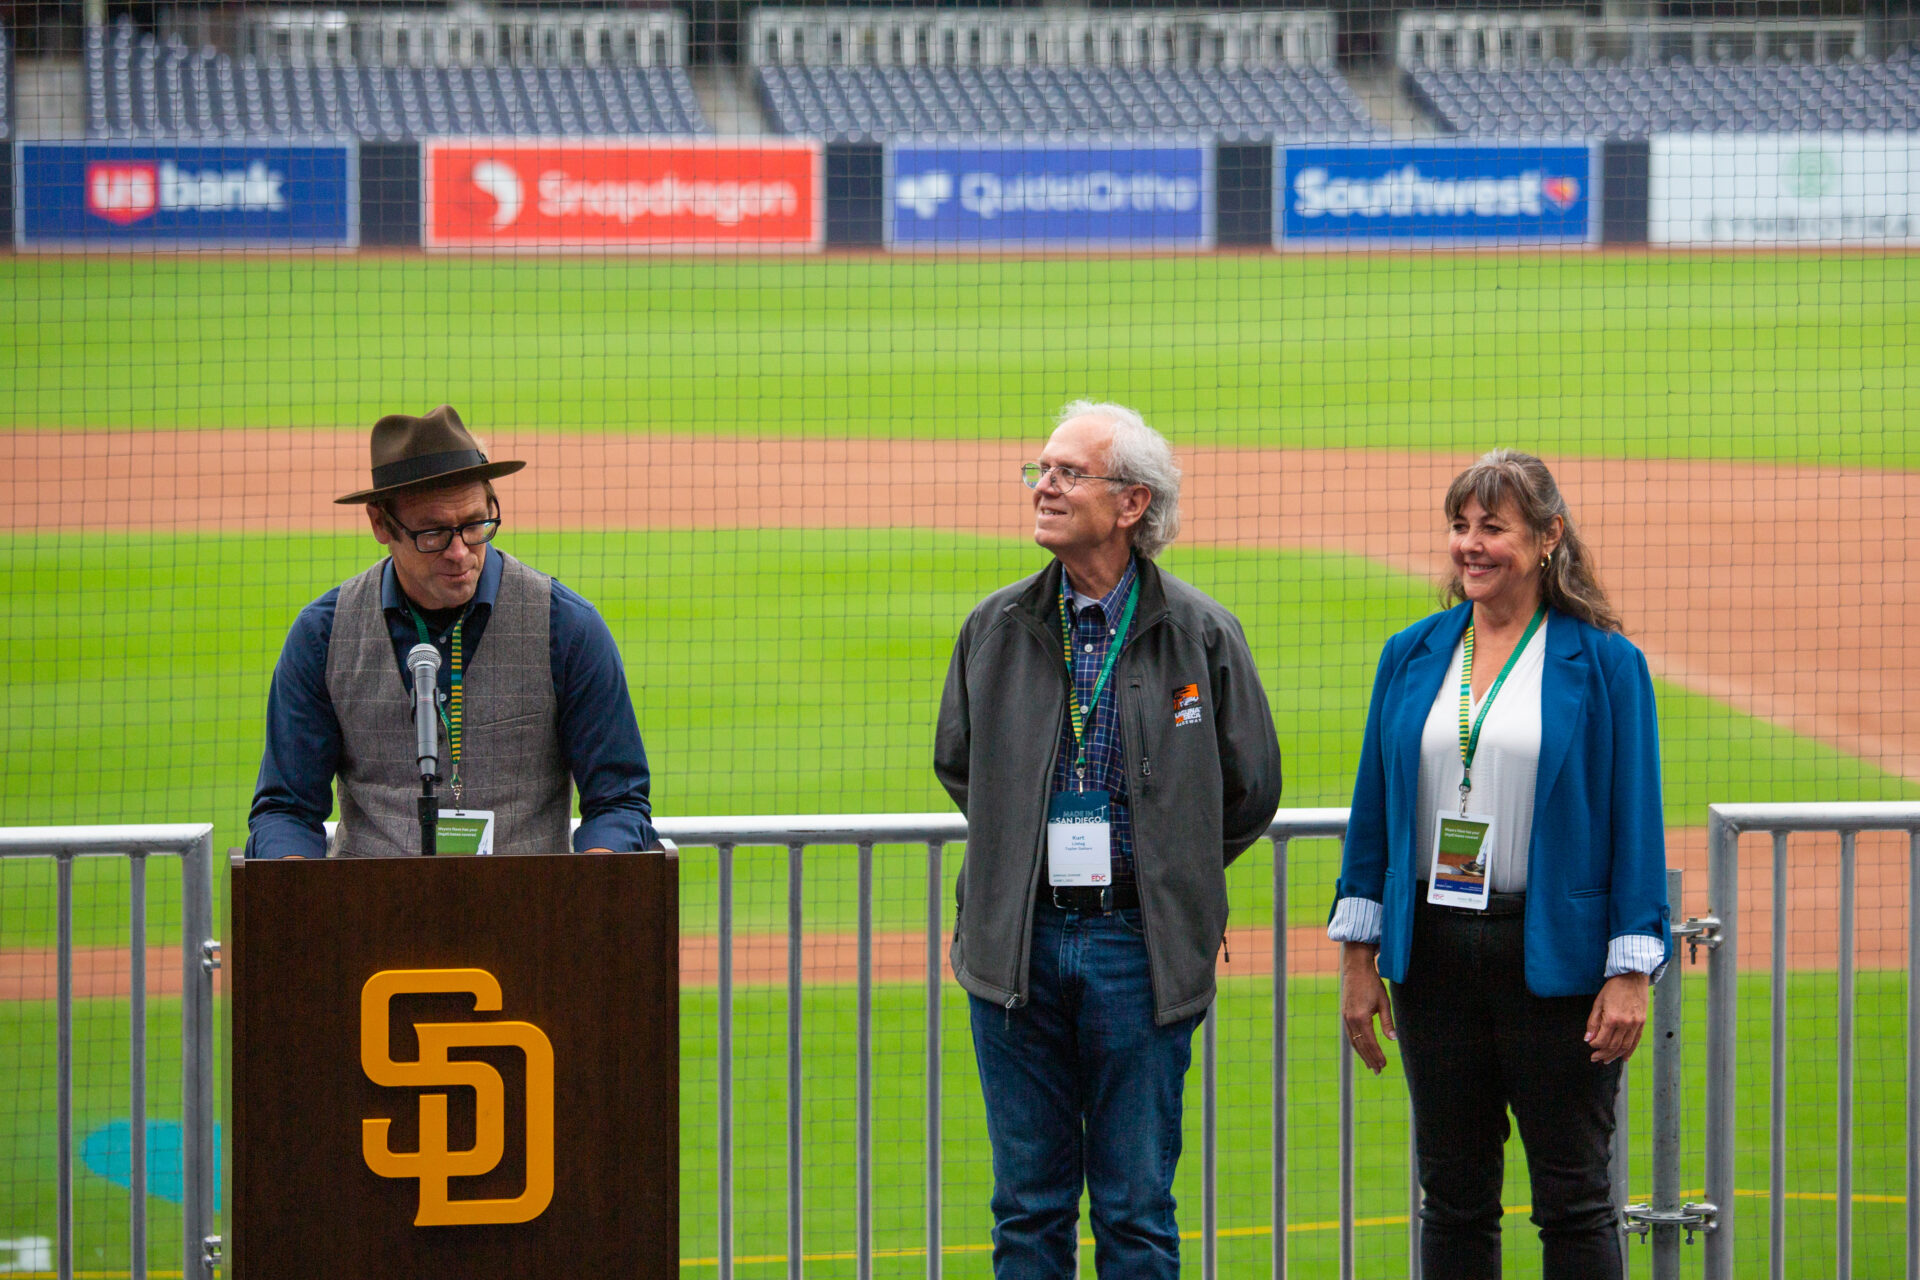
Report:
334,405,526,505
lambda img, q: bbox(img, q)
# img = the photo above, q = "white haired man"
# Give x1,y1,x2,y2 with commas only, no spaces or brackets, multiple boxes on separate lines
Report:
935,402,1283,1279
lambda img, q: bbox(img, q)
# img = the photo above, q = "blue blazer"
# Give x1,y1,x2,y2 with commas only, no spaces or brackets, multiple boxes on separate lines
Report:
1333,603,1672,997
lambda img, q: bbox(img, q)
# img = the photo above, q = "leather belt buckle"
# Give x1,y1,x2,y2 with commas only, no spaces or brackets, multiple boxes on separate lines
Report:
1051,885,1114,913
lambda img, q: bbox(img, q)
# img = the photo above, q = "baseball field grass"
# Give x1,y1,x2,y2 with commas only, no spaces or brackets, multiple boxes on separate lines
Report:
4,529,1914,946
2,253,1915,466
3,246,1916,1278
1,970,1910,1278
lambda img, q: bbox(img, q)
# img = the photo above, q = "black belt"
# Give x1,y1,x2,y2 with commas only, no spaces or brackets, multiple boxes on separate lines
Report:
1417,883,1527,917
1041,882,1141,914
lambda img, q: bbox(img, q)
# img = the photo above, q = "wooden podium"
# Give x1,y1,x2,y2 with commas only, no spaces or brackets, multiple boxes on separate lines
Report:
228,851,679,1279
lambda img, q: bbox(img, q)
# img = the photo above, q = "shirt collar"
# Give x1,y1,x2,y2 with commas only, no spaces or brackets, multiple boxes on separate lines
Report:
380,547,503,620
1063,555,1137,621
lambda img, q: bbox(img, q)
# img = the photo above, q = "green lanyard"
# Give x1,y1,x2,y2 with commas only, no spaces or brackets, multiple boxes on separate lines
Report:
1456,604,1547,814
1059,576,1140,790
407,604,469,806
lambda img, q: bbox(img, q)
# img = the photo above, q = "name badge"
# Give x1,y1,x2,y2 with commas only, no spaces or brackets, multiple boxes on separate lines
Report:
1427,811,1494,909
437,809,496,857
1047,791,1112,887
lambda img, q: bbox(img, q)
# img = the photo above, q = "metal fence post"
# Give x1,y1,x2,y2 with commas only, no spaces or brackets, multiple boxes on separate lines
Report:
1203,1004,1218,1280
1908,828,1919,1280
57,849,74,1280
1611,1061,1629,1279
788,843,805,1280
1270,835,1287,1280
130,851,149,1280
926,840,944,1280
180,830,215,1280
1770,830,1788,1280
1837,830,1856,1278
719,842,735,1280
1651,866,1684,1280
1703,810,1738,1280
857,842,874,1280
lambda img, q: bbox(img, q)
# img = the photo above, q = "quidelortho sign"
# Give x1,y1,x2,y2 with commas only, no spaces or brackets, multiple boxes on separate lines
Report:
17,142,356,246
889,141,1211,248
1651,133,1920,245
1276,143,1597,246
424,140,823,248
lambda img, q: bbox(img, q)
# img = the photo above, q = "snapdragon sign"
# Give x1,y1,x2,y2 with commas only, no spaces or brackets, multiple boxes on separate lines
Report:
889,142,1210,248
1277,143,1596,246
18,143,356,246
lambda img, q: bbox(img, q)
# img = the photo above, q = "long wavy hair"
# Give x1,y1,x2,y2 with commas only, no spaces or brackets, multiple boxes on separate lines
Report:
1442,449,1621,634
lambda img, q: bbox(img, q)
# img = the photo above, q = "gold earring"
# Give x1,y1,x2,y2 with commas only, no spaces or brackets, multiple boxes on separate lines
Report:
1541,551,1553,568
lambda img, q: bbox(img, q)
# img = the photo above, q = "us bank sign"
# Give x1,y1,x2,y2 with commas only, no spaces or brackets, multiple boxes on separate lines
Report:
360,968,555,1226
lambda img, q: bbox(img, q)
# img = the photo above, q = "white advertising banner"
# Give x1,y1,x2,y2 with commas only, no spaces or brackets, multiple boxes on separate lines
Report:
1651,133,1920,245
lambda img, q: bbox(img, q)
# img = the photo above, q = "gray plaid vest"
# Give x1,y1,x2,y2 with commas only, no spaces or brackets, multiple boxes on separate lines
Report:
325,551,572,857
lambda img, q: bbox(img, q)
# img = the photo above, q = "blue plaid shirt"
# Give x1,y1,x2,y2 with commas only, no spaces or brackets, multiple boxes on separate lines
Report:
1049,557,1138,883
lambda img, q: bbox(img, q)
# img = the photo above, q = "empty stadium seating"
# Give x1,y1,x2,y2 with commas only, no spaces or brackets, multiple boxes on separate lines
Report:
758,65,1374,141
1,27,12,142
1409,57,1920,138
84,20,708,139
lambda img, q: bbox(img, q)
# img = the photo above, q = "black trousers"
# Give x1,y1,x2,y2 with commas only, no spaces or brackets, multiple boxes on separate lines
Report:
1392,893,1623,1280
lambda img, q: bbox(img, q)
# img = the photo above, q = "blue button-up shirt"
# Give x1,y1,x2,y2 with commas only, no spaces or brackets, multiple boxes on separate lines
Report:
247,549,656,858
1049,557,1138,883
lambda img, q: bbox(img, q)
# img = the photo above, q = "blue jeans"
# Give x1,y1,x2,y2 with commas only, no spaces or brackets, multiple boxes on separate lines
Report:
968,902,1202,1280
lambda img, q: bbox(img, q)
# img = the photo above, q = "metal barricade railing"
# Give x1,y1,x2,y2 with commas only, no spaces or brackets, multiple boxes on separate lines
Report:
0,824,218,1280
1702,801,1920,1280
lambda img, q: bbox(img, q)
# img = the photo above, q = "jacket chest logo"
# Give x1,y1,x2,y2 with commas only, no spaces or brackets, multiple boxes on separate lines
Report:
1173,684,1203,728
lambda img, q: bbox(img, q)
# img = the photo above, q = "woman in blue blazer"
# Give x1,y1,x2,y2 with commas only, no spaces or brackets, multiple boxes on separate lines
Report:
1329,449,1671,1279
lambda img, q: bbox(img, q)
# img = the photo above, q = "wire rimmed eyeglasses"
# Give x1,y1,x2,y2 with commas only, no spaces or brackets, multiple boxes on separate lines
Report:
383,513,503,554
1021,463,1130,493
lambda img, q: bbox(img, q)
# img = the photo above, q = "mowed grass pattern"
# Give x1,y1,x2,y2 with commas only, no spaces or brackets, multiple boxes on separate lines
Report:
3,529,1913,945
0,254,1913,465
0,969,1910,1278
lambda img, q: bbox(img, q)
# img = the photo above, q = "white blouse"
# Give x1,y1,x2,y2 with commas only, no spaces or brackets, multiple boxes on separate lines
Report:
1414,618,1548,893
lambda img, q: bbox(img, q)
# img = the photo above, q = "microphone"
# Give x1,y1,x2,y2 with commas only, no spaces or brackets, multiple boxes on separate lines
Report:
407,643,442,779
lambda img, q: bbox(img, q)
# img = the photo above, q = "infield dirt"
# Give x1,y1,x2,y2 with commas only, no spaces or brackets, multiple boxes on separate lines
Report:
6,428,1915,784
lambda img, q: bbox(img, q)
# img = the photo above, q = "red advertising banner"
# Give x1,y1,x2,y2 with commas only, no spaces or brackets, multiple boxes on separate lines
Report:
424,140,822,249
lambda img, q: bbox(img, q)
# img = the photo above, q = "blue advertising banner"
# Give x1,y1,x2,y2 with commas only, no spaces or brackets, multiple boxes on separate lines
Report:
889,141,1211,248
17,143,357,246
1276,143,1596,246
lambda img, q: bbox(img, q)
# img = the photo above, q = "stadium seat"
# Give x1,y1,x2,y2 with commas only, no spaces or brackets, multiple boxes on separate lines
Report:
1407,60,1920,138
756,64,1375,141
86,19,712,140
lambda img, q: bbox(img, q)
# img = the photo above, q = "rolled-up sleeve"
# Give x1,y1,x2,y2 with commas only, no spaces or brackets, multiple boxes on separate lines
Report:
247,594,342,860
1605,641,1671,977
1328,639,1398,938
550,581,657,853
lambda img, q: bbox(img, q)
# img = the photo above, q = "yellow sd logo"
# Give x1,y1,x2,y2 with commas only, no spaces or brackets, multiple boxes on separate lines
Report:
360,968,555,1226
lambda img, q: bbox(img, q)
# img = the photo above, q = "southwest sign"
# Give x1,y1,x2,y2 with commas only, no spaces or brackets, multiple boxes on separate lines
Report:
1276,143,1598,246
17,143,357,246
424,140,823,249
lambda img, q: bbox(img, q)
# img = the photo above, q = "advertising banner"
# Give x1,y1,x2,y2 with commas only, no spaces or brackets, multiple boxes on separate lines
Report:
424,140,823,249
1276,143,1597,246
888,141,1211,249
1650,133,1920,245
17,142,356,247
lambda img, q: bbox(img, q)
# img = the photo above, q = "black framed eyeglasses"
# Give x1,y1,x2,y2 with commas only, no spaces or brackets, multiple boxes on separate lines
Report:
1021,462,1129,493
384,513,502,554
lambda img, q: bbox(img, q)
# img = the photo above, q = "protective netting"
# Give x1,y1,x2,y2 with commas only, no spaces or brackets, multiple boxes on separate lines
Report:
2,1,1917,1276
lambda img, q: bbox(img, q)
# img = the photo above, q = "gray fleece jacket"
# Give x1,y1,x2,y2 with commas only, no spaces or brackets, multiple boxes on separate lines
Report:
935,556,1283,1025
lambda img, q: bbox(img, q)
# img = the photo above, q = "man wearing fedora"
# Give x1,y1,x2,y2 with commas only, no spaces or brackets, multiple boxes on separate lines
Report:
246,405,657,859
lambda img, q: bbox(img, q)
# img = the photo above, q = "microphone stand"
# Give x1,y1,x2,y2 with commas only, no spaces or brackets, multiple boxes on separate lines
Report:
408,643,443,857
418,775,438,858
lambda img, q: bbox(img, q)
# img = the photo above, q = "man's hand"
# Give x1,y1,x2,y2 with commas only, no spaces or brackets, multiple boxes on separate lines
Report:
1585,972,1650,1064
1340,942,1396,1075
